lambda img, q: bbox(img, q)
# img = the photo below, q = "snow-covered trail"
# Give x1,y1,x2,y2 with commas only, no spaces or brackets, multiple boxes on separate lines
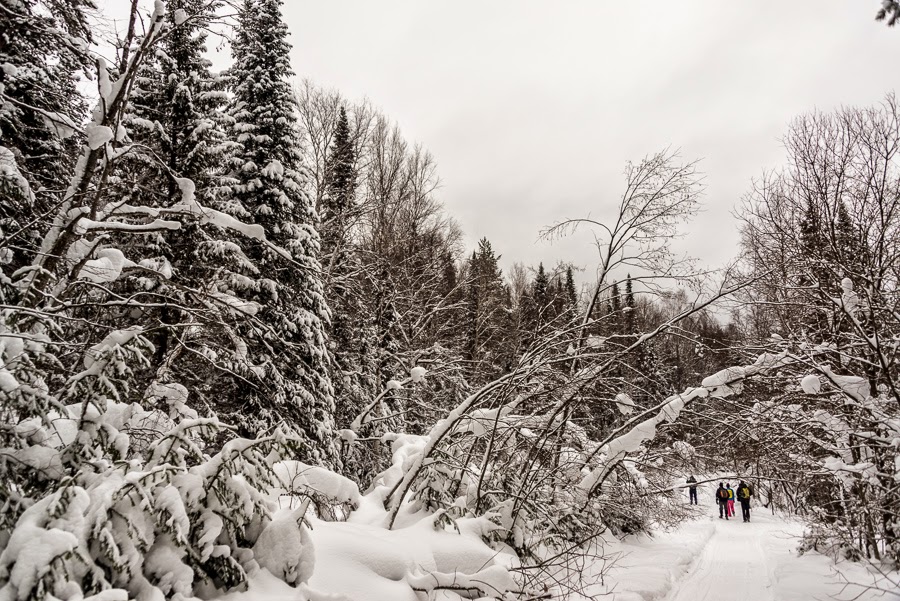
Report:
592,490,899,601
666,508,782,601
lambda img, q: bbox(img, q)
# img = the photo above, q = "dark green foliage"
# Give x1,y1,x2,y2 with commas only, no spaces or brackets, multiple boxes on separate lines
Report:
564,266,578,313
0,0,92,268
224,0,336,462
464,238,513,381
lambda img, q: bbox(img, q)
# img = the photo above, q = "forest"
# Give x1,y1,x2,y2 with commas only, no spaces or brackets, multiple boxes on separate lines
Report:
0,1,898,600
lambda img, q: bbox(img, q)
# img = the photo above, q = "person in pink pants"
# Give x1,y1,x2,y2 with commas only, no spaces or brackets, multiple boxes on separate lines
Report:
726,483,736,517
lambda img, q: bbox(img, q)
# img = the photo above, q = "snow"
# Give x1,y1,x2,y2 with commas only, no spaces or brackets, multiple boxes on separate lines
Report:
586,335,606,348
582,497,898,601
820,366,871,401
252,505,315,586
386,379,402,390
261,160,284,178
273,461,360,506
171,196,268,243
210,291,262,316
614,392,635,414
0,497,81,600
41,111,78,139
0,445,64,480
841,277,860,313
405,564,515,597
305,517,515,601
82,326,143,371
801,374,822,394
701,366,745,388
409,366,427,383
0,146,34,202
85,123,114,150
78,248,136,283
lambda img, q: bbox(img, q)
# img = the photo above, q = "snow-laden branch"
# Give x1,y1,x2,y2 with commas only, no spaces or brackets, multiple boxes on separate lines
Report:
578,351,796,500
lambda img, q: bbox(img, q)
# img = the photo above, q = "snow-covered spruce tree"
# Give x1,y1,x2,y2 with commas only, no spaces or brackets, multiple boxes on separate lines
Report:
463,238,513,383
225,0,336,461
104,0,273,419
122,0,227,207
1,4,323,598
0,0,92,269
563,265,578,314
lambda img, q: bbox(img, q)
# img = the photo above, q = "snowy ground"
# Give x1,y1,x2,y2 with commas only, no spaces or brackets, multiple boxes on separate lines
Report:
215,482,898,601
590,487,899,601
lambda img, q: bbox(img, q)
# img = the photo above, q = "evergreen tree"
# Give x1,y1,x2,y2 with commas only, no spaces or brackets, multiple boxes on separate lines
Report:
625,274,636,332
125,0,227,206
0,0,92,267
109,0,235,382
551,278,565,320
464,238,510,381
533,263,550,317
321,105,354,257
320,103,377,447
226,0,336,463
564,266,578,313
608,280,622,333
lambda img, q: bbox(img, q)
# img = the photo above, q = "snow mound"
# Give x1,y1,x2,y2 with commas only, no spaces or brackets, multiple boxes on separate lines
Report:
253,506,315,586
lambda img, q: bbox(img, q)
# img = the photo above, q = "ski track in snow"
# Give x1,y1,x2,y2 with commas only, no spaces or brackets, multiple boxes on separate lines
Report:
596,489,899,601
666,509,780,601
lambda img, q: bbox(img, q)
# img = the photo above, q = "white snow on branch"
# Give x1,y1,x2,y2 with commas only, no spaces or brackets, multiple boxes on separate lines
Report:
85,123,114,150
77,248,136,284
409,366,427,383
801,375,822,395
614,393,635,415
0,146,34,202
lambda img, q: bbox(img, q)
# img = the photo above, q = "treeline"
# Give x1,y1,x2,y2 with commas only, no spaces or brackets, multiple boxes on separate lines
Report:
0,1,739,595
1,0,737,480
4,1,897,598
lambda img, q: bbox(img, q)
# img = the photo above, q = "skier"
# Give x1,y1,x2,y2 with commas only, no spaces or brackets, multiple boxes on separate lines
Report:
686,475,698,505
736,480,753,522
716,483,729,519
726,483,736,518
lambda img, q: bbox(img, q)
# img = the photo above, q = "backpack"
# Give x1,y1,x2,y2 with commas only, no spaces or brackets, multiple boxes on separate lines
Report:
738,486,750,500
717,488,727,500
727,489,734,500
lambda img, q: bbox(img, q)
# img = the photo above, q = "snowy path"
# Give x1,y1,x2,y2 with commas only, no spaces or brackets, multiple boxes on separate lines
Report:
666,509,782,601
592,491,899,601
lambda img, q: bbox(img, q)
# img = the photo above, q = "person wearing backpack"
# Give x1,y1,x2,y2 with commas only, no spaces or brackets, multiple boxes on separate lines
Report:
736,480,753,522
726,483,736,518
686,475,698,505
716,483,729,519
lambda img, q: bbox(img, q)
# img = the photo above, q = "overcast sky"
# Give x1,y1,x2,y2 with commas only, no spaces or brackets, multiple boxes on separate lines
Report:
101,1,900,276
279,1,899,274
